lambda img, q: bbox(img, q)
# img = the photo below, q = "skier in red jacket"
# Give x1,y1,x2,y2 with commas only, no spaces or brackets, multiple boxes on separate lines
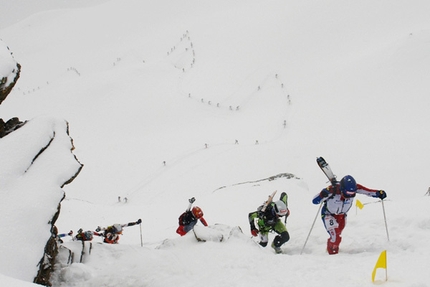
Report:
176,197,208,236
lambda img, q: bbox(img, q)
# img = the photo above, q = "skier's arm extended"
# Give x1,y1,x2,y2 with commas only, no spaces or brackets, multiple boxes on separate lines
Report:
356,184,386,199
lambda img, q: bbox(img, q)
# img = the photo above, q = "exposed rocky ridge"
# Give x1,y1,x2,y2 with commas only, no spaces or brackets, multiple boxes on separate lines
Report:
32,122,83,286
0,40,25,137
0,117,26,138
0,62,21,104
1,41,83,286
0,40,21,105
213,172,300,192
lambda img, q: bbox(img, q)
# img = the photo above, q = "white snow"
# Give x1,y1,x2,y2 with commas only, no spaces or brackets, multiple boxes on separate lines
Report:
1,0,430,286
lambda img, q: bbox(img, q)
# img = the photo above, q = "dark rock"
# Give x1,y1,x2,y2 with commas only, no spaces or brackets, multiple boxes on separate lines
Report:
0,41,21,104
0,117,26,138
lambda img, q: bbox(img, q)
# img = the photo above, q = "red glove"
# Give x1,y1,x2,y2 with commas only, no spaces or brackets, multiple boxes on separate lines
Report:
200,218,208,226
251,229,259,237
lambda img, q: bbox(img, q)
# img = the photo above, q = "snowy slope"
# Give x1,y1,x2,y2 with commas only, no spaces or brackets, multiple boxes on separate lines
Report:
0,116,82,283
1,0,430,286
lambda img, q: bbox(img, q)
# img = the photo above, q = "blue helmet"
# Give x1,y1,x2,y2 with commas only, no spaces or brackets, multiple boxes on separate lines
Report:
340,175,357,198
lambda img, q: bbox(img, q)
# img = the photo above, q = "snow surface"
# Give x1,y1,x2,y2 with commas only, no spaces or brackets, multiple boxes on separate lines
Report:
1,0,430,286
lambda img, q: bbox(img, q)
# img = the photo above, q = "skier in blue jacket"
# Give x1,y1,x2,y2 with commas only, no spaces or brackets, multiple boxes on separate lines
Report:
312,175,386,255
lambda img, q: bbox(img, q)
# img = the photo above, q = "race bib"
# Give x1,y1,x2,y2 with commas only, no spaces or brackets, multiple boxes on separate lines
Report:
324,215,339,231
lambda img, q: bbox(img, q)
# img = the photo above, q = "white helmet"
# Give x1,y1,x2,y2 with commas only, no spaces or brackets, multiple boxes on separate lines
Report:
113,224,123,233
274,200,288,216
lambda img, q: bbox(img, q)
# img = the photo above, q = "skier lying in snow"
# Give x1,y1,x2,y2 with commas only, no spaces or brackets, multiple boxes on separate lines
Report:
176,197,208,236
74,229,102,241
312,175,387,255
57,229,102,242
249,192,290,254
96,219,142,244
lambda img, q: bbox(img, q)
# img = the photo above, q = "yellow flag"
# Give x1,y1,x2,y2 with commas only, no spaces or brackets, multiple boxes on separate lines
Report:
356,199,364,210
372,250,387,282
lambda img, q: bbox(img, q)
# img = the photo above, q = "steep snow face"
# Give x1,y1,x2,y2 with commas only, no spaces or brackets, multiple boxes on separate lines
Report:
0,117,82,282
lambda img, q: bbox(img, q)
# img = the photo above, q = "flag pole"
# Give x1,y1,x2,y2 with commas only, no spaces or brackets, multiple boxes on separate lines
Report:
385,255,388,281
139,222,143,247
381,200,389,241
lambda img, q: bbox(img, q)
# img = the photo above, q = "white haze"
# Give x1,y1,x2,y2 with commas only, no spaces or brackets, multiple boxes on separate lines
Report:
0,1,430,286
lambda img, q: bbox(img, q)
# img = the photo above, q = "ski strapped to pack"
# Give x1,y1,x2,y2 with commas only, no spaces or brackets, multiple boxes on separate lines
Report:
316,157,337,185
261,190,277,212
186,197,195,211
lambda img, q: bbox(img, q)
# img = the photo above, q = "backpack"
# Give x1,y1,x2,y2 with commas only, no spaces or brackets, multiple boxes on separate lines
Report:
77,231,93,241
257,204,278,227
178,211,194,225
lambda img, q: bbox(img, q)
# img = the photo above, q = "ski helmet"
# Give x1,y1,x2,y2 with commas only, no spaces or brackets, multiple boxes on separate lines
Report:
113,224,123,233
340,175,357,198
192,206,204,219
273,200,288,216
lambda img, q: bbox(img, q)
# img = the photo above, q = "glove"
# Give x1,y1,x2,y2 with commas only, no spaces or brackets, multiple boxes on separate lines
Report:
312,196,322,205
320,189,330,198
189,197,195,203
95,226,101,232
313,188,330,204
136,219,142,224
374,190,387,200
68,230,73,236
251,229,259,237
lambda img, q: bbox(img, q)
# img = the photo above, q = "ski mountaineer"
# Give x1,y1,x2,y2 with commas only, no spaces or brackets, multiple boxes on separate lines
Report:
176,197,208,236
58,229,102,242
96,219,142,244
73,229,102,242
248,192,290,254
312,175,387,255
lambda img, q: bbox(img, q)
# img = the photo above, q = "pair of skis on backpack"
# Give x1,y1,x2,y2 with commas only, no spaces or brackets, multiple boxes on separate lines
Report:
316,157,337,185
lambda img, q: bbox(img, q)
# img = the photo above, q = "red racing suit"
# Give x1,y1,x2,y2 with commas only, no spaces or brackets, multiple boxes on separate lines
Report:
312,183,382,254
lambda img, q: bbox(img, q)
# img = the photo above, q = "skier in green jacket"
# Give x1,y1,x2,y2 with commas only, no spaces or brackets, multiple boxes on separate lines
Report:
248,192,290,253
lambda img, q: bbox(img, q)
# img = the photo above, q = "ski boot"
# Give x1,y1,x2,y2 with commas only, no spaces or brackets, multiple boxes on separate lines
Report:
327,239,339,255
271,242,282,254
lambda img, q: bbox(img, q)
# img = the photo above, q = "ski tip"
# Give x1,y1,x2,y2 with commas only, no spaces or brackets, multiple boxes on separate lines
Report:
267,190,277,198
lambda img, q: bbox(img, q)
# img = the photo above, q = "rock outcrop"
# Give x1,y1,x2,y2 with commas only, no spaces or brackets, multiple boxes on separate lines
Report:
0,40,83,286
0,39,21,105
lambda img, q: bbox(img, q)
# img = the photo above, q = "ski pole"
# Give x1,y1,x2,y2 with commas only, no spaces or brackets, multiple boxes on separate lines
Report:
139,222,143,247
300,202,322,255
381,200,390,241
